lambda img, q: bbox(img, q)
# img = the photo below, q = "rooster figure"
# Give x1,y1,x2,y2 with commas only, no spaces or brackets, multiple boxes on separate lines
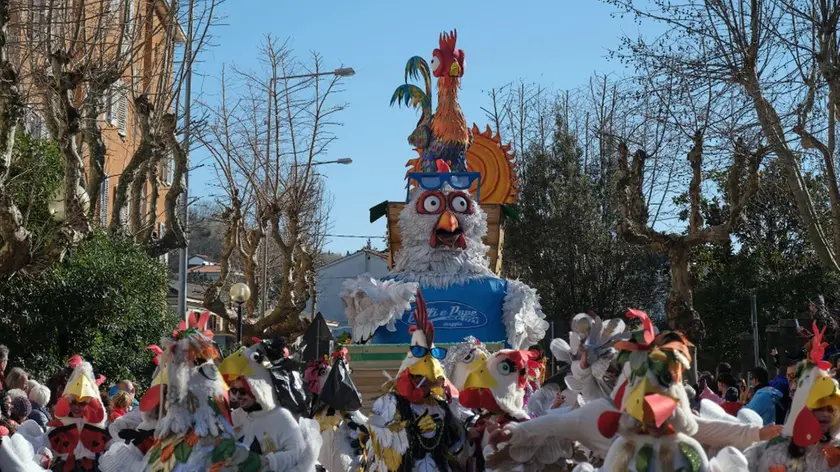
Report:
391,29,472,172
365,290,466,472
743,322,840,472
460,349,572,472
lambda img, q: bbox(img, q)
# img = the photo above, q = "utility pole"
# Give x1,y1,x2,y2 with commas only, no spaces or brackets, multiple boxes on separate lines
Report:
177,0,195,321
751,294,760,367
261,77,272,316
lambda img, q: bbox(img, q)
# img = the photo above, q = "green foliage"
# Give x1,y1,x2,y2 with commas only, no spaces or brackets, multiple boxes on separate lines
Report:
692,162,840,368
0,231,179,388
4,132,64,248
503,111,667,333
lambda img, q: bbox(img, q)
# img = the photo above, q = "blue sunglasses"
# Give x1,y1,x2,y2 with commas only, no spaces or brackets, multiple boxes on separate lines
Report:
410,345,448,360
406,172,482,203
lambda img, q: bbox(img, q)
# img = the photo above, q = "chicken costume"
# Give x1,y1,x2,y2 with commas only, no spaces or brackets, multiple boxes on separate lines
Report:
572,309,748,472
460,348,573,472
219,337,321,472
742,322,840,472
550,313,625,405
343,30,548,352
308,348,369,472
141,311,263,472
98,346,163,472
45,356,109,472
0,422,49,472
365,291,466,472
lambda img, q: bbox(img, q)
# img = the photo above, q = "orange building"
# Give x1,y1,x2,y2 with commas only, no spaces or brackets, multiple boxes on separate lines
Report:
12,0,184,238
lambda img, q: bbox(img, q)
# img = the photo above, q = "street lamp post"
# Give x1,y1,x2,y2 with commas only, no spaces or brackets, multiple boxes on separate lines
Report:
258,68,354,316
291,158,353,168
230,283,251,345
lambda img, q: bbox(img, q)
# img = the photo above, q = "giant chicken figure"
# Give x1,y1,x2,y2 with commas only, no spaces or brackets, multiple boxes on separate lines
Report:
391,30,472,172
344,29,547,351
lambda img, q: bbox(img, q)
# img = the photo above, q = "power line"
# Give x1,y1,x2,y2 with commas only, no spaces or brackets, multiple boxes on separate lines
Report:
326,234,386,239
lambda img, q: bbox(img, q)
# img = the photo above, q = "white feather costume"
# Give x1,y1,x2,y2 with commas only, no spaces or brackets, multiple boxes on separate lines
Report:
550,313,625,404
460,349,573,472
343,184,548,349
219,338,321,472
142,312,262,472
570,310,749,472
0,430,47,472
742,322,840,472
365,291,466,472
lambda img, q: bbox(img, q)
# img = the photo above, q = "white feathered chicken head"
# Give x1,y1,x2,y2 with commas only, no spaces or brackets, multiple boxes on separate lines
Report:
460,349,541,419
441,336,489,391
393,177,491,274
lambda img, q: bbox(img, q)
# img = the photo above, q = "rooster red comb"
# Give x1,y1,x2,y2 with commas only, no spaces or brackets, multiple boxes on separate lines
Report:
68,355,83,369
145,345,163,366
809,321,832,370
409,290,435,345
439,29,458,52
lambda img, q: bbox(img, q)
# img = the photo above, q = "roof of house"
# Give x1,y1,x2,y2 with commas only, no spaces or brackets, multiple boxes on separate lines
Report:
188,265,221,273
318,248,390,272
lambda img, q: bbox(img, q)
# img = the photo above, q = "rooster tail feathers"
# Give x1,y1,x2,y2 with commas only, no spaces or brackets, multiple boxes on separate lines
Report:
414,290,434,345
404,56,433,97
390,84,430,111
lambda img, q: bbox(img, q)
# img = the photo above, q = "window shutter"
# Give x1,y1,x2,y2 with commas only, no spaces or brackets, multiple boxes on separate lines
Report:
99,176,110,226
106,87,116,126
117,81,128,135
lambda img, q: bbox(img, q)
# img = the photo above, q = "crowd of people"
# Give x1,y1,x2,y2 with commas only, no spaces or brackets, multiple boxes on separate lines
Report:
1,305,840,471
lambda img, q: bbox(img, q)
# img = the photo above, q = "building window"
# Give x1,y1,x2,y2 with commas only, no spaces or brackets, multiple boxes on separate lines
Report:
161,150,173,185
105,79,128,135
99,176,110,226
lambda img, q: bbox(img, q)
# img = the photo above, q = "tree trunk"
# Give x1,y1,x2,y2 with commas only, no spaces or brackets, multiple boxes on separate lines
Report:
665,243,704,342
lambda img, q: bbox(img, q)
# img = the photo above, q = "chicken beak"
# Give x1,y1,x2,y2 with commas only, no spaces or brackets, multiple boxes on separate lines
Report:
407,354,445,385
625,377,678,428
806,374,840,409
449,61,461,77
463,360,498,390
437,211,459,232
64,374,98,403
219,349,255,383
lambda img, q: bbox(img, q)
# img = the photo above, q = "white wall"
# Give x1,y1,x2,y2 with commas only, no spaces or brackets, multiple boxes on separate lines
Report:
305,251,389,329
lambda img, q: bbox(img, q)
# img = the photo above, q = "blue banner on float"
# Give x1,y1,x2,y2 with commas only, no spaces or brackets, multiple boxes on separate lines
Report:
370,277,508,344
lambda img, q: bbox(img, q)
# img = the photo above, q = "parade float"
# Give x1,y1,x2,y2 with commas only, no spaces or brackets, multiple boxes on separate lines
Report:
342,30,548,410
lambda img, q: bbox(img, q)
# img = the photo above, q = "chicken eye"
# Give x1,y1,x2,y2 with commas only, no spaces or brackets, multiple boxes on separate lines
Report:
450,195,470,213
419,193,443,214
497,360,514,376
462,350,474,363
430,54,441,72
249,351,263,363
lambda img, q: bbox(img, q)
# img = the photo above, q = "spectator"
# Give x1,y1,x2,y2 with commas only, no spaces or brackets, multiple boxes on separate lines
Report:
27,382,50,431
117,379,138,411
698,371,721,403
109,391,131,423
721,386,743,416
716,362,732,378
745,366,784,425
738,377,749,404
5,367,28,391
100,391,112,423
8,392,31,425
0,345,8,388
717,373,737,399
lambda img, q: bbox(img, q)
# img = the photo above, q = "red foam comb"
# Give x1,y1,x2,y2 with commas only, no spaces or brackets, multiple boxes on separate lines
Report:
95,375,106,387
439,29,458,52
67,355,83,369
435,159,451,173
251,337,263,345
810,321,832,370
331,347,349,362
413,290,435,345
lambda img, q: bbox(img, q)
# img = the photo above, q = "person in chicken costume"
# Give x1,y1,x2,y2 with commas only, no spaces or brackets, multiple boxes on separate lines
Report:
304,355,331,417
142,311,264,472
45,356,109,472
0,423,49,471
570,309,748,472
459,348,575,472
342,31,548,352
308,348,369,472
98,346,164,472
551,313,625,406
742,322,840,472
218,336,321,472
365,290,466,472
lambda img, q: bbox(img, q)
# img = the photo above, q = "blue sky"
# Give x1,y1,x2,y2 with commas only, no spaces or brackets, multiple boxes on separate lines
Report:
188,0,645,254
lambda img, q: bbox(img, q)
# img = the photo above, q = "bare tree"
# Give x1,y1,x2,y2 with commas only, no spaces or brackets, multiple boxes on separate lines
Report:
606,0,840,271
199,37,343,340
0,0,223,277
